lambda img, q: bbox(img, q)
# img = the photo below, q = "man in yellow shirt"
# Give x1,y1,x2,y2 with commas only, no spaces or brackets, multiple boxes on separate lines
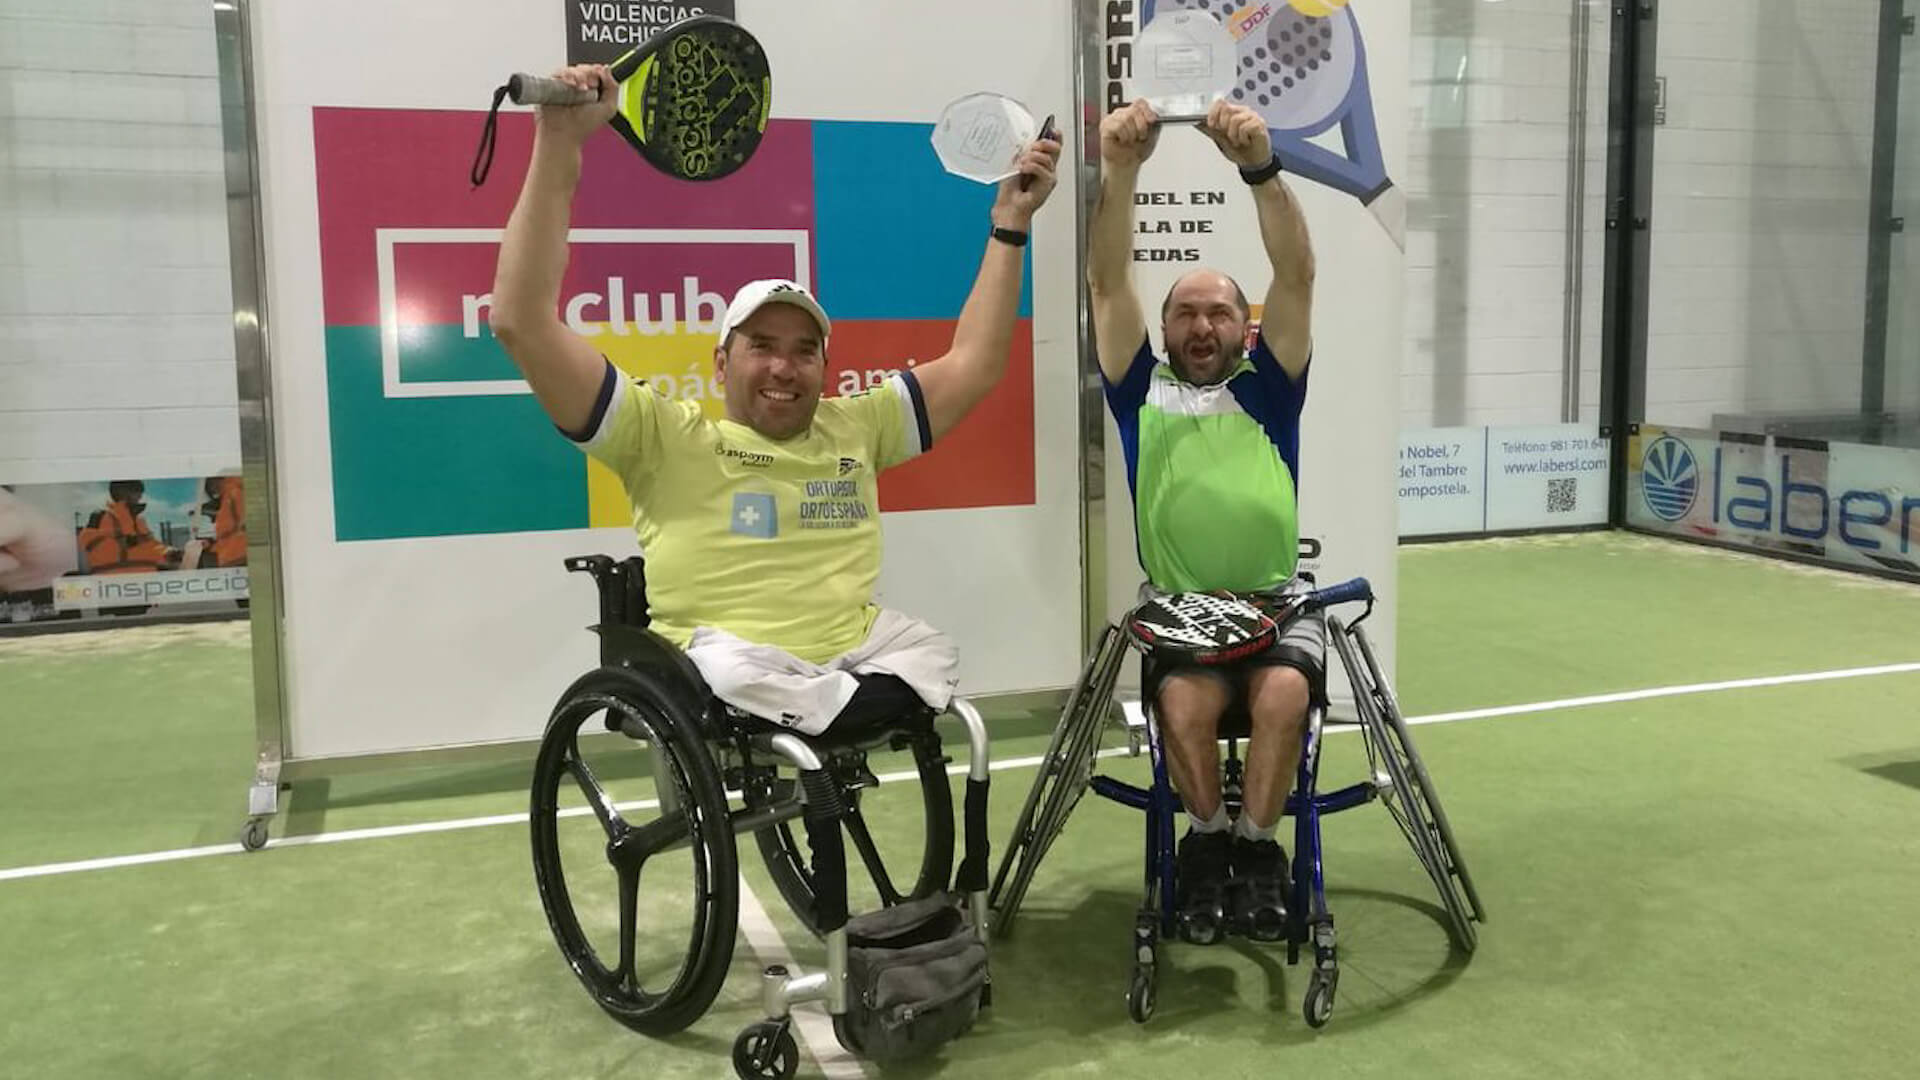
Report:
490,63,1060,734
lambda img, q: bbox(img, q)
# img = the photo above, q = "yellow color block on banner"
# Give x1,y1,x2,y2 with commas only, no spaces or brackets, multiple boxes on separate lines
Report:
581,323,727,528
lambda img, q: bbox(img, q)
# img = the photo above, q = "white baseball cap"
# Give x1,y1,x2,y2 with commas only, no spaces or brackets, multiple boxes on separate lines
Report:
719,279,831,345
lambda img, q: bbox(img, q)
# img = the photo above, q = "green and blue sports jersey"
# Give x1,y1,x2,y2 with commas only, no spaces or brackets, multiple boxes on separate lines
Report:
1103,330,1308,594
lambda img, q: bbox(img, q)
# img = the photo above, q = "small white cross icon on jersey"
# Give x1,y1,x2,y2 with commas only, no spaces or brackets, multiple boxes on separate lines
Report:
730,492,777,538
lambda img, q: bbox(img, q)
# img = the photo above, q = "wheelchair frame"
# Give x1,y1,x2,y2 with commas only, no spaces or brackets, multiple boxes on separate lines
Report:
530,554,995,1079
989,580,1485,1029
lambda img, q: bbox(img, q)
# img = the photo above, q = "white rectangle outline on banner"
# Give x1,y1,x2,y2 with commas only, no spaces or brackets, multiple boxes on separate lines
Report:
374,227,813,399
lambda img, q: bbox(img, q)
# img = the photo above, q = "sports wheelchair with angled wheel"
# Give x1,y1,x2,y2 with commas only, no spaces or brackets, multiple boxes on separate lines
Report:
530,554,996,1078
989,577,1484,1029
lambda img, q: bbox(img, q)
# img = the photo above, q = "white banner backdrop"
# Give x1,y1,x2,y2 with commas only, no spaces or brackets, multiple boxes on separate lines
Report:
1101,0,1409,691
252,0,1086,760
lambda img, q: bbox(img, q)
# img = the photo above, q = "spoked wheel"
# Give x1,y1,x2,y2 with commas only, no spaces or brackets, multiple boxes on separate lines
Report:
988,625,1129,936
746,726,953,937
1331,619,1482,953
529,666,739,1035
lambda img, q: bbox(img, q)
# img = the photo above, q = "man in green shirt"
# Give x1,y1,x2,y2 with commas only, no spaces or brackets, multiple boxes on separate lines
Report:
1088,98,1325,945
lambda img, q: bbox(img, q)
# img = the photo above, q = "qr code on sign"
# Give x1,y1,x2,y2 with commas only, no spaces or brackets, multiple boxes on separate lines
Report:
1546,477,1577,514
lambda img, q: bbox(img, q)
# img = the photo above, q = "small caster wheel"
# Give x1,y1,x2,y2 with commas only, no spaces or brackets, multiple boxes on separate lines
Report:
242,819,269,852
1303,968,1337,1028
1127,965,1157,1024
732,1020,798,1080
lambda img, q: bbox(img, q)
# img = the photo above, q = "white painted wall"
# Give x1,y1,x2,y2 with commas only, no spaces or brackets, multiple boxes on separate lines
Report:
1401,0,1609,431
0,0,240,485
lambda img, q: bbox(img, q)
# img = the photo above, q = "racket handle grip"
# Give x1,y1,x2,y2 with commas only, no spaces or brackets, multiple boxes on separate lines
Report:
1019,115,1057,192
1309,577,1372,609
507,74,599,107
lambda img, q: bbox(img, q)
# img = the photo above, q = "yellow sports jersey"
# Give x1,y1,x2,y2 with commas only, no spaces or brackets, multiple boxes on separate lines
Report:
570,361,931,663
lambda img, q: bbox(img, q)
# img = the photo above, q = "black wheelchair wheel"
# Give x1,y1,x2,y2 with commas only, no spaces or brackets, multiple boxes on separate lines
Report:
748,729,954,937
529,666,739,1035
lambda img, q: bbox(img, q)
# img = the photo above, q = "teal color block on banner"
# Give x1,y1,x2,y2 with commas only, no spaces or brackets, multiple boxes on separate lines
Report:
325,327,588,541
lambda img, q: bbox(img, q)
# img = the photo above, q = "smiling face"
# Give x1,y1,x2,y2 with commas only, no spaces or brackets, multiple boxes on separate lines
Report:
715,303,827,440
1161,269,1250,386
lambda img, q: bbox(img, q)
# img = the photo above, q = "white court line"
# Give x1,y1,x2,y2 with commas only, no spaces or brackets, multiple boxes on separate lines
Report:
5,659,1920,885
1393,660,1920,727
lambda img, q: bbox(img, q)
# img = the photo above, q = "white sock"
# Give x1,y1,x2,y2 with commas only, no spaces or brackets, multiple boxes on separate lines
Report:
1233,812,1278,843
1189,803,1230,834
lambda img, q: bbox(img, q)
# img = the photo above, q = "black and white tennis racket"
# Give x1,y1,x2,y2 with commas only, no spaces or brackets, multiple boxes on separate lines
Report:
1123,591,1282,666
471,14,772,186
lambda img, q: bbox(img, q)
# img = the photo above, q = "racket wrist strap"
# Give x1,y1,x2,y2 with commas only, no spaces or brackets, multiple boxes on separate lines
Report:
1239,153,1283,186
990,226,1029,248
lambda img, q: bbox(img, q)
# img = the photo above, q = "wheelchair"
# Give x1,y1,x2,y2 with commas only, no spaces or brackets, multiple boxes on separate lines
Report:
988,577,1484,1029
530,554,994,1079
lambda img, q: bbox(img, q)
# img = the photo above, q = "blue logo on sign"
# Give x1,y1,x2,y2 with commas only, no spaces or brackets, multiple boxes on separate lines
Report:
1641,434,1698,522
731,493,777,538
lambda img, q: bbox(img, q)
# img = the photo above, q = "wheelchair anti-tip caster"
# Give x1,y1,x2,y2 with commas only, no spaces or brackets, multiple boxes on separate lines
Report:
1127,964,1157,1024
731,1019,799,1080
1303,920,1338,1029
1304,967,1337,1028
1128,911,1159,1023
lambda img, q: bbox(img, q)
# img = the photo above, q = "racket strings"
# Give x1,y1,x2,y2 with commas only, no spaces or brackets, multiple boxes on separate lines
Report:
470,83,512,188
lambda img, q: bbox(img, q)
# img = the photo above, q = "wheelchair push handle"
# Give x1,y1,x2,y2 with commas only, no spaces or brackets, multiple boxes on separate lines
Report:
564,553,651,629
1305,577,1372,610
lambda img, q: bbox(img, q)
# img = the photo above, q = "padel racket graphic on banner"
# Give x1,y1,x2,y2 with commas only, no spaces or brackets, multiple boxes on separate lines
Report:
470,14,771,186
1142,0,1404,250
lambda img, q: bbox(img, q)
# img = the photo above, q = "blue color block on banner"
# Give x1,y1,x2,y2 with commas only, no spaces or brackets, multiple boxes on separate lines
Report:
811,120,1033,321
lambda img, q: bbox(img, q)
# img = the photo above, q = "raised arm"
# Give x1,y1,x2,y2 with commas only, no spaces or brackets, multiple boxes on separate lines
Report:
488,64,619,436
1202,101,1315,380
1087,101,1160,385
908,129,1062,441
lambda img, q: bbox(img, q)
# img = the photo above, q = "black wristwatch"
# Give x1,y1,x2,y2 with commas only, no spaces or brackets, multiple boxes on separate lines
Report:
1239,153,1283,186
990,225,1030,247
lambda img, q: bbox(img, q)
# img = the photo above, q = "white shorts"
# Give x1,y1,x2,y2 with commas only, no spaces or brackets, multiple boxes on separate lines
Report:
683,609,960,736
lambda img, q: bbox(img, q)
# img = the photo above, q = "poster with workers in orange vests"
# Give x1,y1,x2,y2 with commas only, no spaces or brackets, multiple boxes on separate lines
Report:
0,475,250,629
